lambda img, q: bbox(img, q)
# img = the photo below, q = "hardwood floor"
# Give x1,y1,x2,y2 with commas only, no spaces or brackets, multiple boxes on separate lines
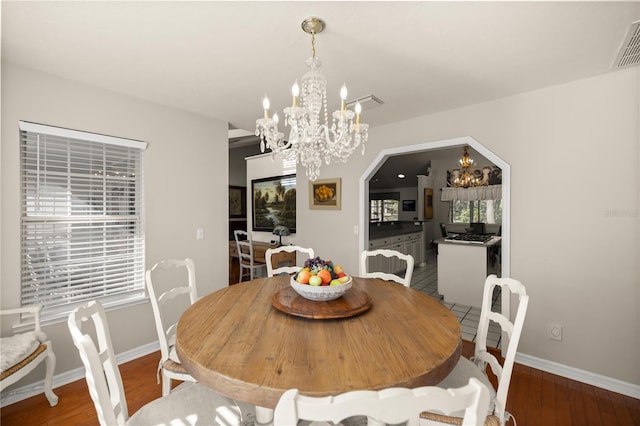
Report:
1,343,638,425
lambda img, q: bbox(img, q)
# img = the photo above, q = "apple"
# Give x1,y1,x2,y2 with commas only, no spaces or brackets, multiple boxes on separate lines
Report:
337,272,346,278
333,264,344,275
296,269,311,284
308,275,322,286
330,279,342,286
338,275,350,284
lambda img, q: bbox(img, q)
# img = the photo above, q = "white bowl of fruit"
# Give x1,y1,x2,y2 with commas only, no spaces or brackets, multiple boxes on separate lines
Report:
291,257,352,301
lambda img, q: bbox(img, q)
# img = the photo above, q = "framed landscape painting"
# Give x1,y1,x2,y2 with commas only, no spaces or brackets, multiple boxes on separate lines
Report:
251,174,296,232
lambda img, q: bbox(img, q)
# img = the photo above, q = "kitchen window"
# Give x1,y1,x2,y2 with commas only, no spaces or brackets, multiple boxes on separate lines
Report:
369,192,400,222
449,199,502,224
19,121,147,322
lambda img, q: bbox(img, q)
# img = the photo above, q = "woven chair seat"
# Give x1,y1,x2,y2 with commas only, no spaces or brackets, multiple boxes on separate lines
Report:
161,359,189,375
0,343,47,381
420,411,501,425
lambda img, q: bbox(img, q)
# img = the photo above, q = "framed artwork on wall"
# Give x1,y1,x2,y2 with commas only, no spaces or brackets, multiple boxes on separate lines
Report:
402,200,416,212
251,174,296,232
424,188,433,219
229,186,246,218
309,178,341,210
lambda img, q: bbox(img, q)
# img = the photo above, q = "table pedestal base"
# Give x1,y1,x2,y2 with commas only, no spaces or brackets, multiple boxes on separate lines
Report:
255,406,274,426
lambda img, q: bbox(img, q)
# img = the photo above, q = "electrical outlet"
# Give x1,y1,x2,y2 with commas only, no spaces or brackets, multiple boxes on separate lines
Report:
196,228,205,240
549,323,562,341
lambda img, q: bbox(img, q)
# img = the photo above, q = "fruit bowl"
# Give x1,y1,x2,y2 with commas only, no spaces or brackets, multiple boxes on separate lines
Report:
290,276,352,301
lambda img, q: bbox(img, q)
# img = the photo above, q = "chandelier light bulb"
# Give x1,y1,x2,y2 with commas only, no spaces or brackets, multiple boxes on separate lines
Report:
273,112,279,124
340,84,348,112
291,81,300,107
262,96,270,119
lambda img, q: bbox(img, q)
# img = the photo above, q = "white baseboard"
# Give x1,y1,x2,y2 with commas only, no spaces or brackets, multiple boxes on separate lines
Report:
515,352,640,399
0,341,159,408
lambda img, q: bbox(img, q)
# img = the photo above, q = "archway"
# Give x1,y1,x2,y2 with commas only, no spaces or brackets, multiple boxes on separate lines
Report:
358,136,511,278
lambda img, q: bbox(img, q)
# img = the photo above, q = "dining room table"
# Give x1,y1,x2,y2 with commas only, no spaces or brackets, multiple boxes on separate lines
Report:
176,274,462,425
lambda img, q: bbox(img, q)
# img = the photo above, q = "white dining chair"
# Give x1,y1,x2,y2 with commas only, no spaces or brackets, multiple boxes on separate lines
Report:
435,274,529,426
68,300,254,426
145,258,198,396
1,305,58,407
234,230,266,282
273,378,490,426
360,249,415,287
265,245,314,277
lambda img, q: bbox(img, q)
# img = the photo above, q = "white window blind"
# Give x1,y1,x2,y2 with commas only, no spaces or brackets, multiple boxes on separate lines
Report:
19,121,147,322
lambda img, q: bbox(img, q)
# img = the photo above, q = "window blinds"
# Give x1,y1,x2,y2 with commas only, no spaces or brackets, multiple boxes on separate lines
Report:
19,121,147,321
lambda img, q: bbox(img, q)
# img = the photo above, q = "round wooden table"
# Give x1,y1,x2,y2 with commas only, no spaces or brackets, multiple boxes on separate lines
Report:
176,275,461,417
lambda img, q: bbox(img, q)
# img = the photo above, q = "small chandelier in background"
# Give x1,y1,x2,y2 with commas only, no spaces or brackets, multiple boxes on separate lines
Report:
451,146,482,188
255,17,369,181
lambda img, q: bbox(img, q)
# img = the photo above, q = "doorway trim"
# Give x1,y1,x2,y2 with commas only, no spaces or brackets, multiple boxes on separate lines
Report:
358,136,511,278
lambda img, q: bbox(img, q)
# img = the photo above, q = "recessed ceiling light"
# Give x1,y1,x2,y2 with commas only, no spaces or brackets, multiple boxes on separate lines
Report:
398,174,405,179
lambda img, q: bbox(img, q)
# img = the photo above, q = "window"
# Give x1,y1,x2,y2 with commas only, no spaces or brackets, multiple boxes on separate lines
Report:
19,121,147,322
370,199,399,222
449,199,502,224
369,192,400,222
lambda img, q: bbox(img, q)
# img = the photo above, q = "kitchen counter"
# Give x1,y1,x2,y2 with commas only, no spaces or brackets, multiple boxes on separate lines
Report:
435,236,501,247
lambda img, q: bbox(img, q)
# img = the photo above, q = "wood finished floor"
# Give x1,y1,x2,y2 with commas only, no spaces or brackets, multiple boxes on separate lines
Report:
1,343,638,425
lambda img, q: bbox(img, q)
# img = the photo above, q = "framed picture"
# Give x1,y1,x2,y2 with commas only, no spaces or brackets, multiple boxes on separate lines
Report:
424,188,433,219
309,178,341,210
402,200,416,212
251,174,296,232
229,186,246,218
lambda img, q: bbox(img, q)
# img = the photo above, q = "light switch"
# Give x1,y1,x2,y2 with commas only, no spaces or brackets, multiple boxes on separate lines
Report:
196,228,205,240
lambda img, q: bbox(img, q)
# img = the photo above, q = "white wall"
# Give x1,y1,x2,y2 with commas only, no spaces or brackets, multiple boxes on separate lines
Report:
288,69,639,385
1,62,230,385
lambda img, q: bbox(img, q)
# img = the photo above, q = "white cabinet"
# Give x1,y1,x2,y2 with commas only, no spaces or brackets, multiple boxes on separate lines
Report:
367,232,423,275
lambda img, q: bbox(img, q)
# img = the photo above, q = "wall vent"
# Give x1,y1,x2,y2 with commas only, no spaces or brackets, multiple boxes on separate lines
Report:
614,20,640,69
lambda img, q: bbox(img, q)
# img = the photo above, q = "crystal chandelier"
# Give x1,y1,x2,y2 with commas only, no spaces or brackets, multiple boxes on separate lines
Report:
451,146,482,188
255,17,369,181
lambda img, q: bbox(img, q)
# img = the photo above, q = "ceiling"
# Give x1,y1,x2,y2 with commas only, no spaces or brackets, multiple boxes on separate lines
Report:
2,1,638,186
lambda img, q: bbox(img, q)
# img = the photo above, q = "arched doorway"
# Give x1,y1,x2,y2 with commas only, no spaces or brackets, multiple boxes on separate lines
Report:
358,136,511,278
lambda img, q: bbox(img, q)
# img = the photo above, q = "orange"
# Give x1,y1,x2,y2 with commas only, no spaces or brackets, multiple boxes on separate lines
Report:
317,269,332,285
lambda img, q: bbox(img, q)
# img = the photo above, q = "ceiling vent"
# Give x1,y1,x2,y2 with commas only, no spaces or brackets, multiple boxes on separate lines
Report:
614,20,640,69
346,94,384,111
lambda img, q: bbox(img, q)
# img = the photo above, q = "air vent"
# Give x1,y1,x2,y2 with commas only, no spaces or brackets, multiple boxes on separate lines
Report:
614,20,640,69
346,94,384,110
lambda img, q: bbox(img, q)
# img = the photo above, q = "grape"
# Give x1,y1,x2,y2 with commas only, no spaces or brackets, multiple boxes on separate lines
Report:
303,256,336,275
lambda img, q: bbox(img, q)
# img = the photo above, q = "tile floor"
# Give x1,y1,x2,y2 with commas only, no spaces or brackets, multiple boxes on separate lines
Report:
410,250,503,348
